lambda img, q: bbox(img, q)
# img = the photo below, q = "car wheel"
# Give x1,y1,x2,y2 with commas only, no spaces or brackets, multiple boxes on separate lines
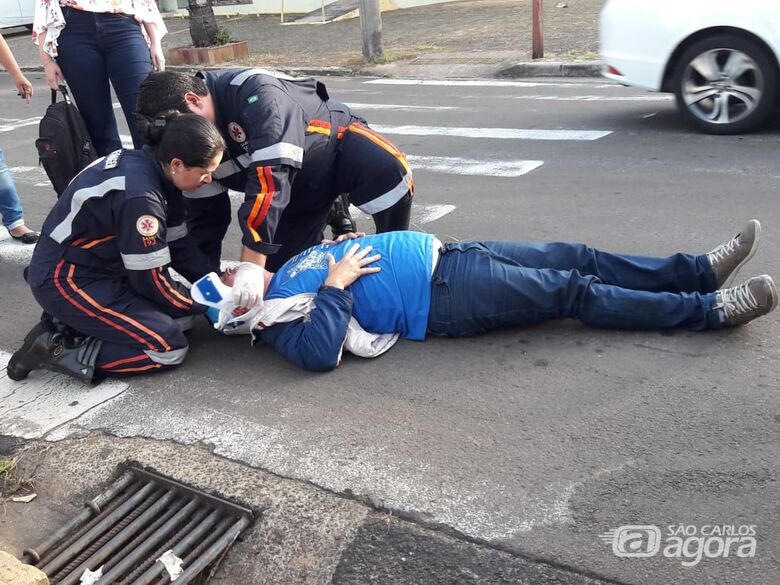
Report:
673,34,777,134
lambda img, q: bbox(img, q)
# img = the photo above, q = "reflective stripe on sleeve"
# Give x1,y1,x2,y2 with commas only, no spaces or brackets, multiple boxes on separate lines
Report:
183,180,226,199
50,176,126,243
121,247,172,270
355,173,413,215
166,223,188,242
229,68,304,86
250,143,304,165
213,160,243,180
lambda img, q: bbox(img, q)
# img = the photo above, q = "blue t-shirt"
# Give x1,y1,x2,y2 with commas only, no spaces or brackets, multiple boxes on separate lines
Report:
266,231,436,340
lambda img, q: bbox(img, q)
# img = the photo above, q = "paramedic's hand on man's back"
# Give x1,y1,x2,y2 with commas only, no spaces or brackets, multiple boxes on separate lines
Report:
322,231,366,245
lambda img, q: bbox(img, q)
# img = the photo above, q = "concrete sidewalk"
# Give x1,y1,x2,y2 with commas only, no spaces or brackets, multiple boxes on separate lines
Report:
3,0,605,78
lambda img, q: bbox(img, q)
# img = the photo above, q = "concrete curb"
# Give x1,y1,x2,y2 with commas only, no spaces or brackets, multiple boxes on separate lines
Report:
496,61,602,78
19,61,602,79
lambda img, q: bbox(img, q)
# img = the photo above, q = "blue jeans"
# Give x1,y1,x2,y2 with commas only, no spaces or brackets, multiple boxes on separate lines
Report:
427,241,722,335
56,8,152,155
0,147,25,230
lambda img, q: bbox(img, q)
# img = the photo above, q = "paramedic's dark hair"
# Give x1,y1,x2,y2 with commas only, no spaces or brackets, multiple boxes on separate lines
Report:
137,111,225,168
136,71,209,117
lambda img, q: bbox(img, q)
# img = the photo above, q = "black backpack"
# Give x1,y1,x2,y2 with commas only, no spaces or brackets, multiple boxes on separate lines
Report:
36,85,98,197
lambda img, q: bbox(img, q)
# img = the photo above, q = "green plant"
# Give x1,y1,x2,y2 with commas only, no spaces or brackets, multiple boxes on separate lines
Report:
212,26,232,46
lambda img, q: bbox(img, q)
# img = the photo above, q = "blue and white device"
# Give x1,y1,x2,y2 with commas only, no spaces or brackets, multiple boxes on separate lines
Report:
191,272,233,310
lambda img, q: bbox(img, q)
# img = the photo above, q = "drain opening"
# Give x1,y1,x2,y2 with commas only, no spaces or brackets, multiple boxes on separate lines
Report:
21,465,254,584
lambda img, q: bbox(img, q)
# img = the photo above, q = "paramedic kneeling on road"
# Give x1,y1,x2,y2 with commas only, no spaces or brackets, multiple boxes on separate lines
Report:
7,113,226,383
212,223,776,372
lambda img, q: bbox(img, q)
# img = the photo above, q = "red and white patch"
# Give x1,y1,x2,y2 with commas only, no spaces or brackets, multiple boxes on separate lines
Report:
136,215,159,237
228,122,246,143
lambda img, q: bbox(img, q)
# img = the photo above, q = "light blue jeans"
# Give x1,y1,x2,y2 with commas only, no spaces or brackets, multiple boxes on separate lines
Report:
0,146,25,231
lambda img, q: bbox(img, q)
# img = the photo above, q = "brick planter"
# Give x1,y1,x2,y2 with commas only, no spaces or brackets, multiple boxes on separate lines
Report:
167,41,250,66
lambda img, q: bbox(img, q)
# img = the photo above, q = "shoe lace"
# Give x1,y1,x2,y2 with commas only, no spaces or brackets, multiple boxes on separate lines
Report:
708,234,740,264
719,281,759,317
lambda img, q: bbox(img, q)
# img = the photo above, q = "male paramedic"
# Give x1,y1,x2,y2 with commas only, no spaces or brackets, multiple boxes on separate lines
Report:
136,69,414,309
210,221,776,372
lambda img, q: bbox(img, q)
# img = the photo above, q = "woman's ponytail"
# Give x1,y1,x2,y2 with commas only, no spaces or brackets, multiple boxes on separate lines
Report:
136,109,182,147
140,113,225,169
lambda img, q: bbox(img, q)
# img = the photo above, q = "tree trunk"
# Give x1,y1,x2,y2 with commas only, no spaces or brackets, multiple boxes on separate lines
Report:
188,0,218,48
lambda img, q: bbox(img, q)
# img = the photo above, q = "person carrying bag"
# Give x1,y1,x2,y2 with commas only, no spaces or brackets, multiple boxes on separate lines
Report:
36,84,98,196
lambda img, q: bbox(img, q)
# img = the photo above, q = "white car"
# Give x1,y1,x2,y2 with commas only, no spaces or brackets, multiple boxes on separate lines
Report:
600,0,780,134
0,0,35,29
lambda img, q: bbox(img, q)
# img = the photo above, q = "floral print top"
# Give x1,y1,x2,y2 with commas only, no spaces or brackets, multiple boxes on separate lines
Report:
33,0,168,56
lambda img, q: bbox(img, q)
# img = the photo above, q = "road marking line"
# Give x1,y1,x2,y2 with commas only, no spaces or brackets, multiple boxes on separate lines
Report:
373,124,611,141
407,155,543,177
508,94,673,102
10,165,51,188
0,350,128,440
365,79,618,89
0,116,42,133
346,102,459,111
0,232,35,264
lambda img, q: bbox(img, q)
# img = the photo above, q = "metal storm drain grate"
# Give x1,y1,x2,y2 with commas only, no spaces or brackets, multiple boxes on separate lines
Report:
21,466,254,584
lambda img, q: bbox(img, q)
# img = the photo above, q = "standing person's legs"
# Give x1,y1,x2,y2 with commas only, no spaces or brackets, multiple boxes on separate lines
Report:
0,146,24,232
102,13,153,148
56,8,122,155
426,243,721,337
335,121,413,233
479,240,717,294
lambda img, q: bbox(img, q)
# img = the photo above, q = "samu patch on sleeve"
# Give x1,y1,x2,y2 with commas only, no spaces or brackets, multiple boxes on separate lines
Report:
136,215,159,237
247,95,259,105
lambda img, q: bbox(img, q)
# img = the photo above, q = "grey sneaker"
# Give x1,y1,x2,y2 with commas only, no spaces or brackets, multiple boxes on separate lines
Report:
707,219,761,287
715,275,778,327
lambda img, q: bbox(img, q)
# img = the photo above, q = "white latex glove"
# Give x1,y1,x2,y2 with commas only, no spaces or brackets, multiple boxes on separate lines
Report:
232,261,266,309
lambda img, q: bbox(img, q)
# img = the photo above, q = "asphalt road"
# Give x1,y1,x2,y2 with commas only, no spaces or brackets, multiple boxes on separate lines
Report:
1,72,779,584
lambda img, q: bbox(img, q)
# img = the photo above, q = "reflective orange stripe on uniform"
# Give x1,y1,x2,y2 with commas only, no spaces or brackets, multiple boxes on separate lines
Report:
53,261,159,352
99,353,150,370
345,123,412,176
152,269,190,311
247,166,276,243
306,119,331,136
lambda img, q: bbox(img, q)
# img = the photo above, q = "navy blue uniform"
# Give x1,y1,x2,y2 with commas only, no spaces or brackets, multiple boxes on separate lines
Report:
26,149,207,377
184,68,414,274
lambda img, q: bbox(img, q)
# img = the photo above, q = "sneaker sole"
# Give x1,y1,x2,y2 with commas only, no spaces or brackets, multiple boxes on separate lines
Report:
722,220,762,288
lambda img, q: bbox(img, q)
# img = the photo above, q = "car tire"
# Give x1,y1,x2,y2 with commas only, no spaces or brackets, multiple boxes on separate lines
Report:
673,34,778,134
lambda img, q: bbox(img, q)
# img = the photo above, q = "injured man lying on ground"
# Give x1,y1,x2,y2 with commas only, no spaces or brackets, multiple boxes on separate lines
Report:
202,222,777,372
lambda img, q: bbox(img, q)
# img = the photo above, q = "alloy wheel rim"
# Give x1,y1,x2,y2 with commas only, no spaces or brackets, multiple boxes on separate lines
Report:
682,48,764,125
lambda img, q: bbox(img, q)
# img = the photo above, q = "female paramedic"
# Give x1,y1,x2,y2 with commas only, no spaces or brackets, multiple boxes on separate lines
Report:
7,113,226,383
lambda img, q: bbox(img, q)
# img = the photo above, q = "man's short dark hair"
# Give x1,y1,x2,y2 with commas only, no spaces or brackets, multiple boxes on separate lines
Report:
137,71,209,117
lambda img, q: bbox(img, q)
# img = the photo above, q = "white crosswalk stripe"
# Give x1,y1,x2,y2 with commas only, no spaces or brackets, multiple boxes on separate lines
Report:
0,350,128,439
374,124,611,141
406,155,543,177
365,79,618,89
0,232,35,264
346,102,461,111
